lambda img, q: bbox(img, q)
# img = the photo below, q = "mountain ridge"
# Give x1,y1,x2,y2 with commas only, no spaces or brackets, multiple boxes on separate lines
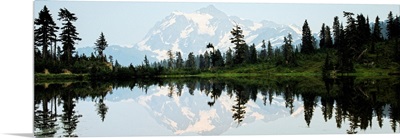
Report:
134,5,303,61
78,5,304,66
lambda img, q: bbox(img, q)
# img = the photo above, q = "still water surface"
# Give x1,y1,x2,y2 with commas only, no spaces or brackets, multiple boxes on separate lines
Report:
34,77,400,137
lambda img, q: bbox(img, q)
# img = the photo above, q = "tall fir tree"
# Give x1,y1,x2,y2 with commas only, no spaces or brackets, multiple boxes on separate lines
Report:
185,52,196,69
167,50,174,69
34,5,59,60
199,54,205,70
356,14,370,47
339,11,356,73
301,20,314,54
267,40,273,61
393,16,400,63
214,50,225,67
372,16,382,42
325,25,333,49
230,24,246,64
319,23,326,49
58,8,81,64
387,11,395,39
204,51,211,69
143,55,150,68
175,51,183,69
282,34,294,66
333,16,341,49
225,47,233,67
249,43,257,64
393,16,400,39
371,16,382,53
94,32,108,61
206,43,216,67
259,40,267,62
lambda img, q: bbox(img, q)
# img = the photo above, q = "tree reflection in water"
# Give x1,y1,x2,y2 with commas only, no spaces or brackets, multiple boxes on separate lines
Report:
34,76,400,136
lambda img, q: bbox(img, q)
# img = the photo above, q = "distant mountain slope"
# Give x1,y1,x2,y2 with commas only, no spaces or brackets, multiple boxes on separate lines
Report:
78,5,304,66
133,5,302,61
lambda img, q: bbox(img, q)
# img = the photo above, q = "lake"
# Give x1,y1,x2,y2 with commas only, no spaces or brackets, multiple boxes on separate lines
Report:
34,76,400,137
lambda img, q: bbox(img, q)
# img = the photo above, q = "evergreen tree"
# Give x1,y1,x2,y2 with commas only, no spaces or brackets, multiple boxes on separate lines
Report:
230,24,246,64
333,16,341,49
371,16,382,53
214,50,225,67
34,5,59,60
94,32,108,61
206,43,216,67
339,23,345,50
143,55,150,68
339,11,356,73
319,23,326,49
301,20,314,54
243,43,250,63
259,40,267,62
204,51,211,69
225,47,233,67
199,54,205,70
58,8,81,64
282,34,294,66
175,52,183,69
372,16,383,42
393,16,400,39
167,50,174,69
185,52,196,69
393,16,400,63
249,43,257,64
108,55,113,66
387,11,395,39
267,40,273,61
356,14,370,47
325,25,333,48
114,60,121,71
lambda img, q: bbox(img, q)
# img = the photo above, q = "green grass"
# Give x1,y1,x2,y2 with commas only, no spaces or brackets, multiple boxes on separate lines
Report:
192,60,399,77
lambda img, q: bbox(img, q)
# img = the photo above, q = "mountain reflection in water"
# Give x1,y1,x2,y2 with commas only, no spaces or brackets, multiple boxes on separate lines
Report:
34,77,400,136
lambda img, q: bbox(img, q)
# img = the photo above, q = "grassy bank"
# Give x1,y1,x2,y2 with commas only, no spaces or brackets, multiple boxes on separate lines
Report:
190,60,399,78
35,61,399,82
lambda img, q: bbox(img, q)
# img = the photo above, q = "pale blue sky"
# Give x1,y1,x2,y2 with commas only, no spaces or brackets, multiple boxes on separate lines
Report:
34,1,400,48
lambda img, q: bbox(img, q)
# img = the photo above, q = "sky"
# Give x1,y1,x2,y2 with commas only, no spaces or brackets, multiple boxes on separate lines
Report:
33,0,400,48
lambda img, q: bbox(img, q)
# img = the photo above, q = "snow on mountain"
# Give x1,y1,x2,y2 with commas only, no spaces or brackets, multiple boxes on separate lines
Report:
76,5,304,66
134,5,303,61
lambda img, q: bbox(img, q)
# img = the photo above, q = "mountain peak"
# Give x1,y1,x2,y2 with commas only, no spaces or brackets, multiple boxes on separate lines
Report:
134,5,303,62
196,5,226,17
203,5,218,10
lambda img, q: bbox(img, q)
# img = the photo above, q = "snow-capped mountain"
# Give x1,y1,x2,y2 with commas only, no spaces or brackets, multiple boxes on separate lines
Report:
77,5,303,65
134,5,302,61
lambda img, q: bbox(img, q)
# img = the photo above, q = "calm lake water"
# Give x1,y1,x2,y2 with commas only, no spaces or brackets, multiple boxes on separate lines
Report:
34,76,400,137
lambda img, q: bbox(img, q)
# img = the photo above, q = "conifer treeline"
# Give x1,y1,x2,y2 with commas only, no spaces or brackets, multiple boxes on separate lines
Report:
34,5,400,78
156,11,400,75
